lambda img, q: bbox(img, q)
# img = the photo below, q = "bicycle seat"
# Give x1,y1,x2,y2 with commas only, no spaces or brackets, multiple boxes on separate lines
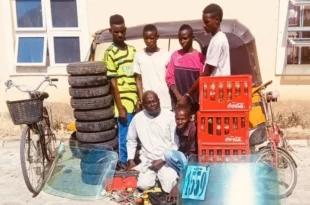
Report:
267,91,279,98
266,91,278,102
30,91,49,100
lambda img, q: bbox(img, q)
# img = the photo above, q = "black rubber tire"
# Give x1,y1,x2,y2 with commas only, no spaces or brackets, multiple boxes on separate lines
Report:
74,107,114,121
20,126,45,194
77,137,118,151
69,84,110,98
99,135,118,150
82,171,116,186
76,118,116,132
69,132,85,159
68,75,108,87
81,160,117,175
69,132,117,159
71,95,112,110
81,161,107,175
82,150,118,164
76,128,117,143
81,172,103,185
66,61,107,75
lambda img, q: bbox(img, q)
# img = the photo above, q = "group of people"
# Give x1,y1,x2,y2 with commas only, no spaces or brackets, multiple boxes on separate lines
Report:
103,3,231,199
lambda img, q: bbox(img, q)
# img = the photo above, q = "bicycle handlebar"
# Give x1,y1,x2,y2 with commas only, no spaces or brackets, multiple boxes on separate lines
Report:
252,80,273,94
5,76,58,93
262,80,273,88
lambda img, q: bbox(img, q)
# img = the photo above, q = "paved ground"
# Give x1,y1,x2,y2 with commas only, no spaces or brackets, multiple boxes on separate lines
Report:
0,140,310,205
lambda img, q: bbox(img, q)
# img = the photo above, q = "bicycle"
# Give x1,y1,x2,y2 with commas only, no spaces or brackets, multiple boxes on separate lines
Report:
5,76,58,195
250,80,297,199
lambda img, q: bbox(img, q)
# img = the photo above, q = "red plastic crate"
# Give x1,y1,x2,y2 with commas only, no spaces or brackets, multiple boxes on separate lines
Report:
198,144,250,163
199,75,252,112
197,111,249,145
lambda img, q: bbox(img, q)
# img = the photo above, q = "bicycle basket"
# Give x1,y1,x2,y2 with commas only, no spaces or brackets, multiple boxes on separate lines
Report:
6,98,43,125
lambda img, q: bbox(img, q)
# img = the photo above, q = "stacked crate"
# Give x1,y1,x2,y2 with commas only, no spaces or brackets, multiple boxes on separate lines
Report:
197,75,252,163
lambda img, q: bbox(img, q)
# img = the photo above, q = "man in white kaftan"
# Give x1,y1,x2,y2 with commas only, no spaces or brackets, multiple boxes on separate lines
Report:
126,91,179,193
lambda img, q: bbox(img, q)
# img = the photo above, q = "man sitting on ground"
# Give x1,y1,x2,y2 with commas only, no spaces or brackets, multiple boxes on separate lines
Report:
164,104,198,200
127,91,179,193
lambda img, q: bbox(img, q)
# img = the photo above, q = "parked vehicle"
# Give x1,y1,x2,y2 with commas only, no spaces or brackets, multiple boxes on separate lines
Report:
88,19,263,86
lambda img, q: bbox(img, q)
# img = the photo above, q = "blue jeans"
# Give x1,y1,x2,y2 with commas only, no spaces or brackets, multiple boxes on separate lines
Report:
118,113,135,163
164,150,187,175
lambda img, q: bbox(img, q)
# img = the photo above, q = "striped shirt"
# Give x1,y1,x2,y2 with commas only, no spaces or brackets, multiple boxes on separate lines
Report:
103,44,137,116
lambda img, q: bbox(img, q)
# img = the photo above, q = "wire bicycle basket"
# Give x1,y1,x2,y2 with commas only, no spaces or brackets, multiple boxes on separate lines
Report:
6,98,43,125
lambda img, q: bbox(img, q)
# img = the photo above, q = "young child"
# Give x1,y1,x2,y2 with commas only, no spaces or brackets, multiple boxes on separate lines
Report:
134,24,172,111
165,24,205,113
180,4,231,105
103,14,139,170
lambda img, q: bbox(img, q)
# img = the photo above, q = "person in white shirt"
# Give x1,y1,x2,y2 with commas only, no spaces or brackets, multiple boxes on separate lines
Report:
179,3,231,105
134,24,172,111
127,90,179,193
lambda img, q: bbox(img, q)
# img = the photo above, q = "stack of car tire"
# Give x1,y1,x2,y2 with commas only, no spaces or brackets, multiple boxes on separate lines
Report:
66,61,118,185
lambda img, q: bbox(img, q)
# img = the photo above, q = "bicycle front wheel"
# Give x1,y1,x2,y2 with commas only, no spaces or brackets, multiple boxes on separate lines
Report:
20,126,45,194
255,147,297,199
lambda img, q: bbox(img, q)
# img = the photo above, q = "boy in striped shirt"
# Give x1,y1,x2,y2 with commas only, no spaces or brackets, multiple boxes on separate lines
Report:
103,14,140,170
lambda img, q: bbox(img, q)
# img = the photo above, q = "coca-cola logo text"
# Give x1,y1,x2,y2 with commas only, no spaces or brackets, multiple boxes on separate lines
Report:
227,102,245,109
225,136,242,142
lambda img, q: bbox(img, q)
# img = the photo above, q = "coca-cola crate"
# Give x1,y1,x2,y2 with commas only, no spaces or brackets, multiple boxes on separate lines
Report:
197,111,249,145
199,75,252,112
198,144,250,163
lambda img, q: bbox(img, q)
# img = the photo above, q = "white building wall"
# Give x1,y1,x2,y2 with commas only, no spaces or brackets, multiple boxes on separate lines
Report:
0,0,309,131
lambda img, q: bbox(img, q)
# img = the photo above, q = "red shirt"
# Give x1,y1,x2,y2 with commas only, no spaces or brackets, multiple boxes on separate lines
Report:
165,49,205,105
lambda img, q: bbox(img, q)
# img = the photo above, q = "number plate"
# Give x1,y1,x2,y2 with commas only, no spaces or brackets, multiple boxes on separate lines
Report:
182,165,210,200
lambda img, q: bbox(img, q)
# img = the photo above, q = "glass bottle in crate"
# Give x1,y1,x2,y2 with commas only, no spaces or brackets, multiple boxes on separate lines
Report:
235,82,240,97
227,82,232,101
242,150,246,161
201,117,205,133
241,117,245,128
203,83,207,98
217,150,222,162
225,150,230,162
224,117,229,135
209,150,214,162
219,82,223,102
216,117,221,136
244,82,248,95
233,150,238,161
210,83,215,101
208,117,213,135
233,117,238,130
202,150,206,162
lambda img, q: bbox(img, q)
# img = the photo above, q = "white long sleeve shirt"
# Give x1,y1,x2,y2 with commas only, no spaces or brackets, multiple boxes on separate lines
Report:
127,109,179,161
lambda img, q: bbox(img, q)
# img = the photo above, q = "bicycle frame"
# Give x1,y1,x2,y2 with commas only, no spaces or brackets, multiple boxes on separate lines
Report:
5,76,58,195
258,89,280,169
